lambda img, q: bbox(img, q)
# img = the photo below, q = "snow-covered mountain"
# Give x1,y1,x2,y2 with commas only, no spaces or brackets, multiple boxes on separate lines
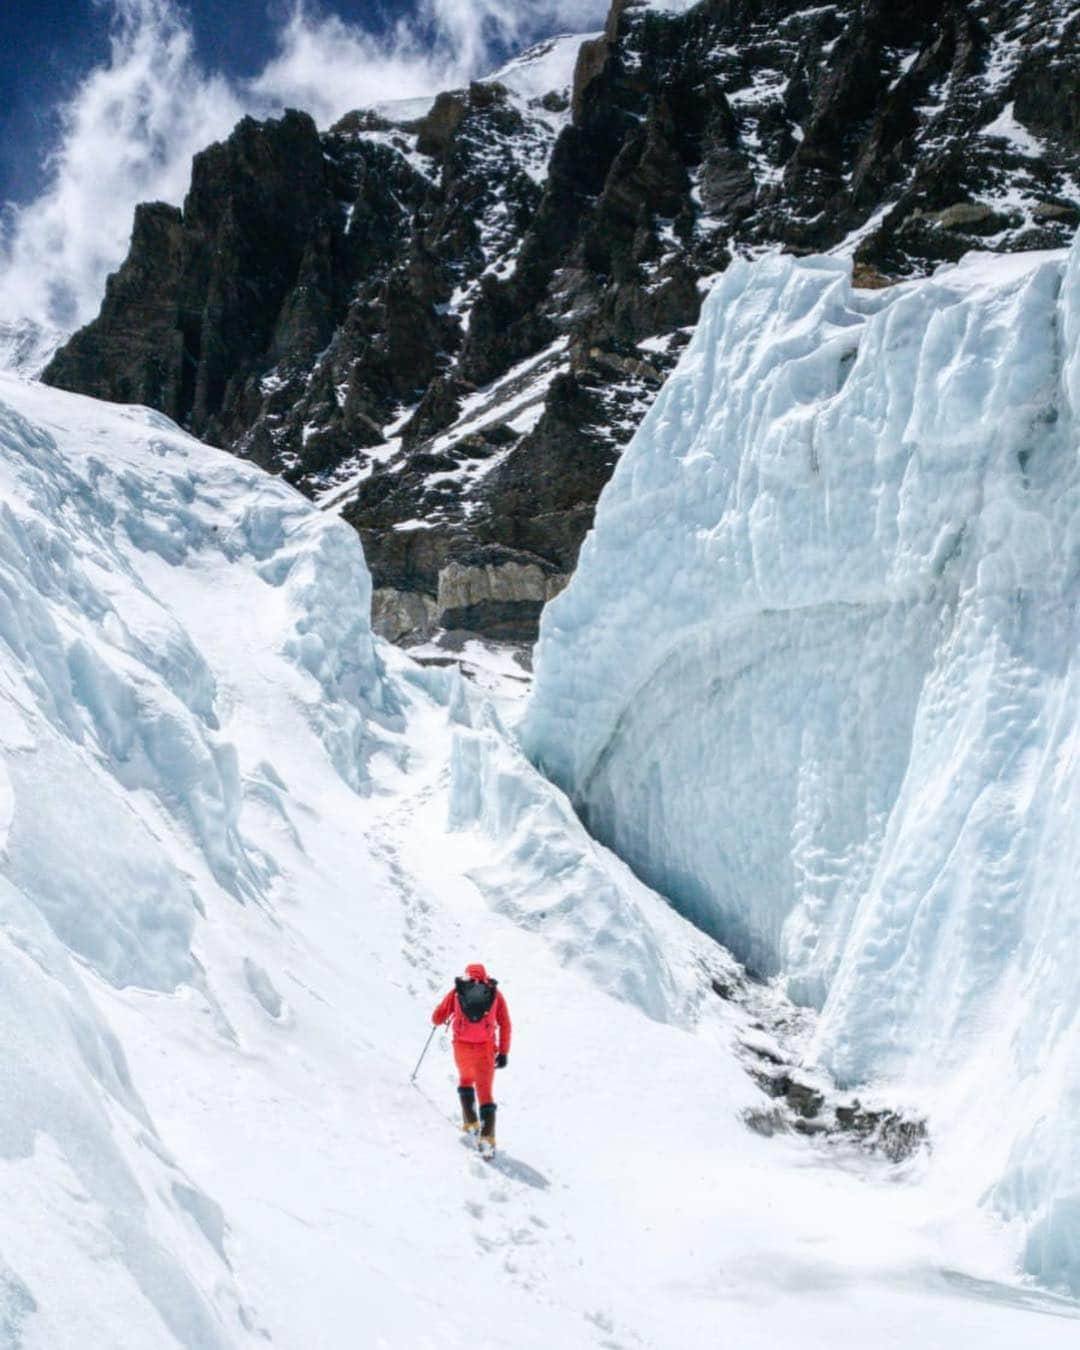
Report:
39,0,1079,644
5,360,1079,1345
526,235,1080,1296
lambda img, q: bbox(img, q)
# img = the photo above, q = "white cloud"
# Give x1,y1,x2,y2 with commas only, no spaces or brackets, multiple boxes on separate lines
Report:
246,5,459,133
0,0,243,334
0,0,608,350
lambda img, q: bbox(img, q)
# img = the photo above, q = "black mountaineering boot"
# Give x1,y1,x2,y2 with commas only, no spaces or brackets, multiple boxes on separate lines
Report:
479,1103,496,1157
458,1086,479,1134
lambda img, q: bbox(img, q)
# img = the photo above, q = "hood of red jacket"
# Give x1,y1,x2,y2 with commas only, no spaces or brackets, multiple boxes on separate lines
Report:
464,962,488,982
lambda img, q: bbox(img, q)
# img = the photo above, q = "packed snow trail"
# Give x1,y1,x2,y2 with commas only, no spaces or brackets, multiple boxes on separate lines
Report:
0,374,1077,1346
525,239,1080,1298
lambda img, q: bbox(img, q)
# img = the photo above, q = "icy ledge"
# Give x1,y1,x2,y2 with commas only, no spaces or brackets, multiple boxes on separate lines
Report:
524,239,1080,1294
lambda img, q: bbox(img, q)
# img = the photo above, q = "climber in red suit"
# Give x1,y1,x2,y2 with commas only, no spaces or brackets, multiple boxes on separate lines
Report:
432,962,511,1151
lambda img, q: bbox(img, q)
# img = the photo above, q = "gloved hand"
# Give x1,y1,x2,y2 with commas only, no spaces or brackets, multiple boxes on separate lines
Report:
495,1052,508,1070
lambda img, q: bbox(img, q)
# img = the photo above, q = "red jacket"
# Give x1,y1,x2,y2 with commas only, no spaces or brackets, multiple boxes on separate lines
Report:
432,966,511,1054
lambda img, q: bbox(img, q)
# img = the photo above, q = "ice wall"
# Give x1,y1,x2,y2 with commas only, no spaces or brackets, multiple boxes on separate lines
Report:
524,240,1080,1292
0,381,394,984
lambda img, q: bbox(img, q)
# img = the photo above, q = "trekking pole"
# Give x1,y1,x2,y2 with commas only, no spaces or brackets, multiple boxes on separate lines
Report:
410,1024,441,1083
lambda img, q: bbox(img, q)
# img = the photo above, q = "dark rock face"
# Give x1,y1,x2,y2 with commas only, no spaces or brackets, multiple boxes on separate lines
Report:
717,965,929,1165
45,0,1079,641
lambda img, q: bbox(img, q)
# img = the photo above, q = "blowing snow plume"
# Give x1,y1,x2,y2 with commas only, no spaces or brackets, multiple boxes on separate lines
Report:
0,0,608,370
525,237,1080,1297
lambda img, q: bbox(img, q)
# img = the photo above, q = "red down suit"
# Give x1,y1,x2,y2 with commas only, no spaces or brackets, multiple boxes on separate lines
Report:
431,963,511,1108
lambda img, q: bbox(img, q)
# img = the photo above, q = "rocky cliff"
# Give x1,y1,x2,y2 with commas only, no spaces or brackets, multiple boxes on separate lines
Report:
44,0,1079,642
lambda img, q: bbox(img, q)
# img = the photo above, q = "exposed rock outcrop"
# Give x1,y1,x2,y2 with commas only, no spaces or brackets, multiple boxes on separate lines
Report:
437,551,569,639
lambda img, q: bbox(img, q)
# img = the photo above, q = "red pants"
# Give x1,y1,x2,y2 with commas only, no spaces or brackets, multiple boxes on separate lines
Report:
454,1041,495,1106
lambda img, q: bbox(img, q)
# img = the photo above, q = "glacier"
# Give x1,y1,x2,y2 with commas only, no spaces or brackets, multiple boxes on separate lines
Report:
3,346,1079,1344
525,237,1080,1294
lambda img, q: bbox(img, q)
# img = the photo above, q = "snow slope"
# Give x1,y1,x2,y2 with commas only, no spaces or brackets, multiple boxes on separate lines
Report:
0,320,61,379
2,371,1078,1346
525,239,1080,1295
487,33,597,113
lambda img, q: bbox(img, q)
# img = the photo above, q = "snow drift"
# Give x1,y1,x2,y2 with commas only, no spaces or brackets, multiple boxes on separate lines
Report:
525,238,1080,1293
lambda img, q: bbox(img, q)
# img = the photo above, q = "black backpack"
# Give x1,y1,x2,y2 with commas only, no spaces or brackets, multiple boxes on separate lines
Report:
455,976,497,1023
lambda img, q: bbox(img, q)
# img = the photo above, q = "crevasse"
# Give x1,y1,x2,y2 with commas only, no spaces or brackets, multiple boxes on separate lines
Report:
524,239,1080,1293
